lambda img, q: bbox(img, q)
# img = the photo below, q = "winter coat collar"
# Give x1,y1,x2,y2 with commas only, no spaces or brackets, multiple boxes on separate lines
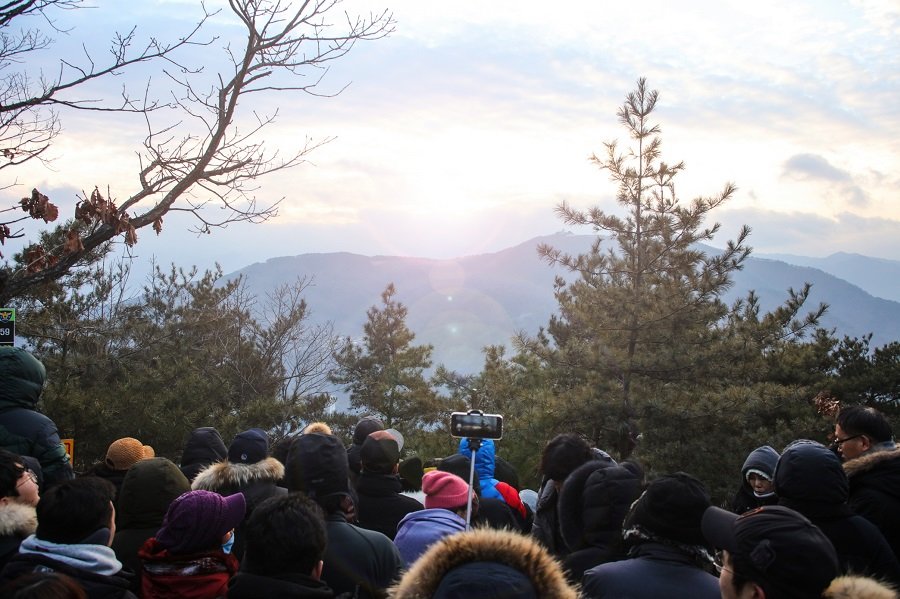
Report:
0,502,37,538
191,457,284,491
390,527,578,598
823,575,897,598
843,443,900,478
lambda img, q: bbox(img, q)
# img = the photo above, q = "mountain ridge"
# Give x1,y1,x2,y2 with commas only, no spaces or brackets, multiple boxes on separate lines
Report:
226,233,900,375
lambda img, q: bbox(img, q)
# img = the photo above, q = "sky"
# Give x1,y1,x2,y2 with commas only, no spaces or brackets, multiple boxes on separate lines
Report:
4,0,900,284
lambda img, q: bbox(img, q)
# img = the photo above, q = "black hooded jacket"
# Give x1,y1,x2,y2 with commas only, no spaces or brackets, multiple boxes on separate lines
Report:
843,443,900,561
775,440,900,585
178,427,227,482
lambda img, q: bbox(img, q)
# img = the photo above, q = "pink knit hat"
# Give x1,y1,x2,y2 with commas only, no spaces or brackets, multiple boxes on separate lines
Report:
423,470,470,510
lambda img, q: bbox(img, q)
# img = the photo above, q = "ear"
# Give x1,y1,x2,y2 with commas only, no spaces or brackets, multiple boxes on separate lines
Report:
744,582,766,599
312,560,324,580
860,436,873,452
0,496,9,507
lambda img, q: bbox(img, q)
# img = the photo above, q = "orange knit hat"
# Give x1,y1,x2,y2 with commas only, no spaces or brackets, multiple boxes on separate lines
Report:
106,437,155,470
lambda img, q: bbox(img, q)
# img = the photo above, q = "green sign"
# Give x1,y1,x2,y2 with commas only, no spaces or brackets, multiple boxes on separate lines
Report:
0,308,14,346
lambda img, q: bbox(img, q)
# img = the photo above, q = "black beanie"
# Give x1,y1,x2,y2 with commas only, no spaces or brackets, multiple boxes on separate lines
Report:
625,472,710,546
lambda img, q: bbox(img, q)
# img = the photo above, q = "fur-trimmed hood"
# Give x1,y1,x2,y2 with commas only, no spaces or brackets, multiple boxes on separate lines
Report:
843,444,900,478
390,528,579,598
191,457,284,492
0,503,37,538
823,575,898,599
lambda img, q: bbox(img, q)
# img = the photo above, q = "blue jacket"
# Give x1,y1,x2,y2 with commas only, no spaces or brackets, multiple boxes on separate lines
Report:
458,438,501,500
394,509,466,566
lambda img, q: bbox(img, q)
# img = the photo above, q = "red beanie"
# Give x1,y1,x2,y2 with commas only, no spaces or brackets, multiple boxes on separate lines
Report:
423,470,470,510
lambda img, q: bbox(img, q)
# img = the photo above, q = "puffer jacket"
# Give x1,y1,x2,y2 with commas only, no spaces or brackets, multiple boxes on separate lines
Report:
0,347,73,486
558,461,642,583
775,440,900,586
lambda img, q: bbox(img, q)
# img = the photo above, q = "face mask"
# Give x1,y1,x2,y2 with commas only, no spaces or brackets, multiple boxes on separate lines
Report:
222,531,235,554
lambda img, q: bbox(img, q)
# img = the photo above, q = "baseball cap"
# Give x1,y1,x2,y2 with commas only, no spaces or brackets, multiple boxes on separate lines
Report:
702,505,839,598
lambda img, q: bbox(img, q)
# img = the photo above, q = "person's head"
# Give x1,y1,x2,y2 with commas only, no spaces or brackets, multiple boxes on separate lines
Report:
361,430,401,475
285,433,351,514
1,571,87,599
0,347,46,407
36,477,116,546
0,449,40,507
241,493,327,579
105,437,154,471
539,434,593,490
117,457,191,530
352,416,384,446
774,440,848,508
741,445,779,497
703,505,839,599
228,428,269,465
834,405,893,460
391,528,579,599
422,470,473,517
623,472,710,548
156,490,246,555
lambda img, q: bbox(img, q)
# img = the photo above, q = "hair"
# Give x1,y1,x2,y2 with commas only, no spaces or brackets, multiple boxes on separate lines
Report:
241,493,327,576
0,449,26,498
836,405,893,443
540,434,593,482
36,477,116,544
1,572,88,599
728,552,775,599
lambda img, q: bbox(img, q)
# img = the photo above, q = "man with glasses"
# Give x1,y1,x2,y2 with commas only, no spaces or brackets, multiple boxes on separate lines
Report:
834,405,900,560
0,449,40,571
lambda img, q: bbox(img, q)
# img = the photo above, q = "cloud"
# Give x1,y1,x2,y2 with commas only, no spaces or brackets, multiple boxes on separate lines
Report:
780,153,869,207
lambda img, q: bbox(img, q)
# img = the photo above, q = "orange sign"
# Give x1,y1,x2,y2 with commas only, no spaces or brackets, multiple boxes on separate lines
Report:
62,438,74,464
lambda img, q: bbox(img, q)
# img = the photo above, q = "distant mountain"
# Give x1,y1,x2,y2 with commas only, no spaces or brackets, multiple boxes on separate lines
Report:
758,252,900,304
226,233,900,375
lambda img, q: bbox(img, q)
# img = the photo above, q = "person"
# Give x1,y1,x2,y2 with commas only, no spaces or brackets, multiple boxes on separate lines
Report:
435,454,520,531
391,528,580,598
0,347,73,488
228,493,343,598
285,432,402,599
834,405,900,559
347,416,384,485
178,426,227,483
87,437,154,501
0,477,136,598
394,470,471,565
557,459,643,584
581,472,719,599
191,427,286,559
110,457,191,592
731,445,779,514
702,504,896,599
774,439,900,585
354,430,423,540
0,449,39,571
458,438,526,521
137,490,244,598
532,433,603,557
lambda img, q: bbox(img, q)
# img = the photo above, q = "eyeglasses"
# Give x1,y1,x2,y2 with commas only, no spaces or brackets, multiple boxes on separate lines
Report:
16,469,37,487
713,550,732,575
832,434,864,447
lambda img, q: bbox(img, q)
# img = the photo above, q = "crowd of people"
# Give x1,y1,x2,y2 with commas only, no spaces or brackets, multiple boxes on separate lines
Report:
1,345,899,598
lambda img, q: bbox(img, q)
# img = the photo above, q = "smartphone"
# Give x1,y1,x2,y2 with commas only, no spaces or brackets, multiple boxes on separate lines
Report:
450,411,503,440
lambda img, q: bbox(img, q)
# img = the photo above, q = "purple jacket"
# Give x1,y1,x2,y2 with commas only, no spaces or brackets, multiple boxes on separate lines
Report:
394,509,466,565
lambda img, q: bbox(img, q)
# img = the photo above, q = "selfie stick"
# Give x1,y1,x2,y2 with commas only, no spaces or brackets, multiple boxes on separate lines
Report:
465,436,481,530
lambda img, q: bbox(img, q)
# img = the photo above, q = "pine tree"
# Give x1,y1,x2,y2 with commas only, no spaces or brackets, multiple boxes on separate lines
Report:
331,284,440,432
528,78,751,455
